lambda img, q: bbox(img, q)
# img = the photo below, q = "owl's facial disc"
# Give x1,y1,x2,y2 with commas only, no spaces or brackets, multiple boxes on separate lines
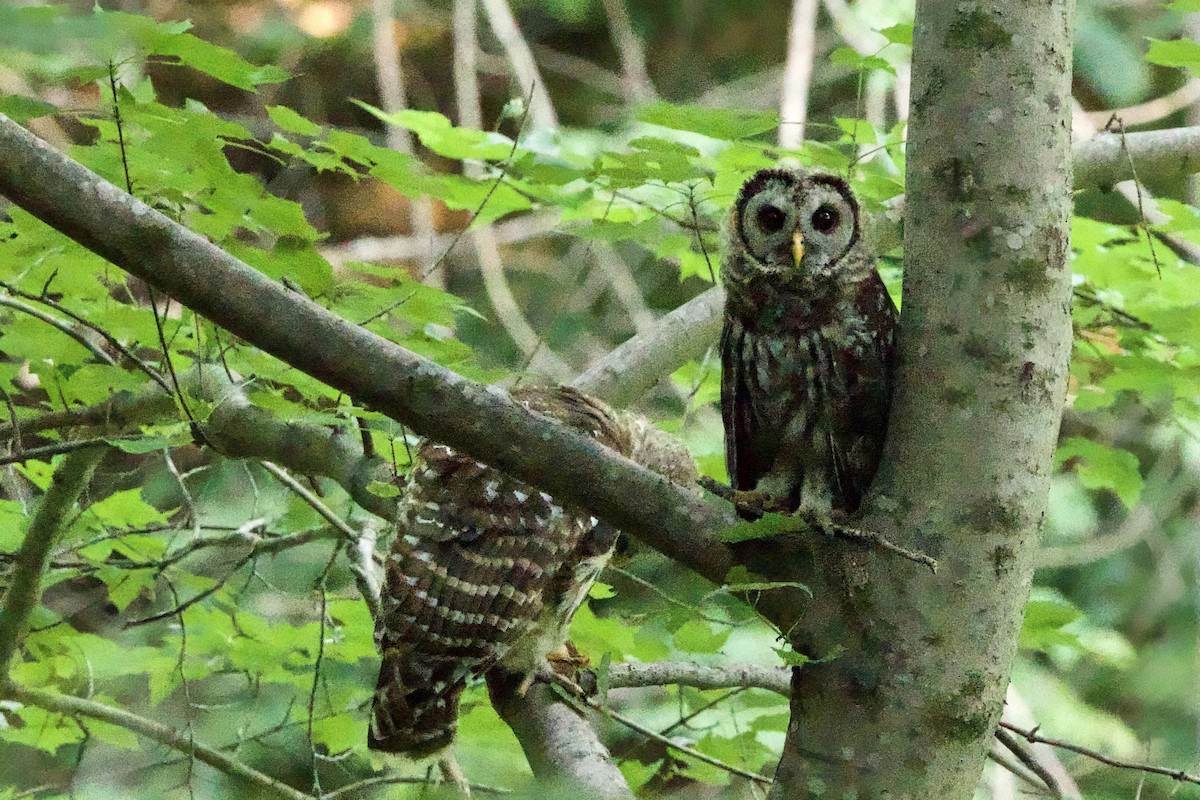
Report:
737,171,802,272
736,169,861,279
792,176,860,275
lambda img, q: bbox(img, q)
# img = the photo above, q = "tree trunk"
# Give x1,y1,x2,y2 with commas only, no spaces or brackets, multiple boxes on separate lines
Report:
767,2,1075,797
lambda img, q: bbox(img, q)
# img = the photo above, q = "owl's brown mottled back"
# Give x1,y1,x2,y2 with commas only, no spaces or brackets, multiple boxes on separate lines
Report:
720,166,897,517
369,386,695,757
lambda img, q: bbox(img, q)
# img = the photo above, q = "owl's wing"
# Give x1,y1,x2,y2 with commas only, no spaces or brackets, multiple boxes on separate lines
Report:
826,273,899,510
720,317,761,492
722,317,804,495
370,441,593,755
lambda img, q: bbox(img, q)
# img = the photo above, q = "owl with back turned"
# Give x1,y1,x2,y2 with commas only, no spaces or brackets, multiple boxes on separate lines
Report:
369,385,696,757
720,166,898,518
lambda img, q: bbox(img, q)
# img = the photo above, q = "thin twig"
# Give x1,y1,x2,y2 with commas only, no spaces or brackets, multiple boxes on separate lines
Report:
605,566,739,627
0,295,115,366
549,674,773,787
1000,722,1200,788
107,64,202,444
0,280,168,390
1105,114,1161,277
1072,103,1200,265
420,84,532,282
307,586,327,796
994,725,1063,798
605,661,791,695
125,554,253,628
260,461,381,617
6,686,312,800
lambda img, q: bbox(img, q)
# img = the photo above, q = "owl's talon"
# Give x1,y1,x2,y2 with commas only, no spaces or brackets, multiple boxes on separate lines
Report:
733,489,791,517
546,640,590,671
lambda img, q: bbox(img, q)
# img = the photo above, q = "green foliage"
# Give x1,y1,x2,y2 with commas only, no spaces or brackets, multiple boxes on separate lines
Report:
0,3,1196,799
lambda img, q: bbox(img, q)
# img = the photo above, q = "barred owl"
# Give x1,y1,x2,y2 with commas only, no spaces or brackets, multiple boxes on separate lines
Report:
720,166,897,518
369,386,696,757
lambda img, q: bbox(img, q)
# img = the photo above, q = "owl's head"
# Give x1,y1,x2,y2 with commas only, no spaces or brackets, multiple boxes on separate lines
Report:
722,166,864,288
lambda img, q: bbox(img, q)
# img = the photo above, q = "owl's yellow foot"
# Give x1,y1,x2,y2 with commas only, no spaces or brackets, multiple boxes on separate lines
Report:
698,477,792,518
546,641,589,671
732,489,792,517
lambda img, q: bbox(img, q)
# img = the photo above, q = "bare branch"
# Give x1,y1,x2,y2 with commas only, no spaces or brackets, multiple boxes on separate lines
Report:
452,3,570,379
0,446,106,678
320,213,562,267
0,436,114,466
572,286,725,407
454,0,484,130
487,673,634,799
529,46,626,99
779,0,819,148
1073,124,1200,189
475,222,572,378
992,726,1064,798
323,773,510,799
478,0,557,129
0,386,175,440
6,685,312,800
1084,79,1200,129
606,661,791,695
370,0,442,287
192,367,396,520
1000,722,1200,789
600,0,656,103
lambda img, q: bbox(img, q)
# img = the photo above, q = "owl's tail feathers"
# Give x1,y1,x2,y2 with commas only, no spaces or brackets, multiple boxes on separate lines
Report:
368,651,467,758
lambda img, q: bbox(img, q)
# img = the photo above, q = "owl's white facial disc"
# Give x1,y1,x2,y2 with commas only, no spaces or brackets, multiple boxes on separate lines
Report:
794,177,859,276
737,170,803,272
735,169,861,278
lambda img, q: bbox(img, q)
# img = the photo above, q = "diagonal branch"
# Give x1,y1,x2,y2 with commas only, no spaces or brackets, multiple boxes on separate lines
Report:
0,113,736,591
0,446,107,679
7,685,312,800
571,286,725,406
488,674,634,799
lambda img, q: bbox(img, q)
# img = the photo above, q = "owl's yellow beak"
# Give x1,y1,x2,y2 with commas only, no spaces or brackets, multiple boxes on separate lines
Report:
791,231,805,267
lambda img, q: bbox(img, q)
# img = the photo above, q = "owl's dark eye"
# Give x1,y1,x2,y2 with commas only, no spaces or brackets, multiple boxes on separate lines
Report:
811,205,840,233
756,204,787,233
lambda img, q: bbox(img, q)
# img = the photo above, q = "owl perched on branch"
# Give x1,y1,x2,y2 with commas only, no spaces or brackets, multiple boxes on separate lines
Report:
369,385,696,757
720,166,898,518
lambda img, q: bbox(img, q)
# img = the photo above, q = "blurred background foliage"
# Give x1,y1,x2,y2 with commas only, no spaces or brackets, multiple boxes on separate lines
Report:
0,0,1196,798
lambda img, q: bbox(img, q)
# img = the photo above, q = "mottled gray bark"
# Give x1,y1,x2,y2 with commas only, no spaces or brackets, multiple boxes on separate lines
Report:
766,3,1075,798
